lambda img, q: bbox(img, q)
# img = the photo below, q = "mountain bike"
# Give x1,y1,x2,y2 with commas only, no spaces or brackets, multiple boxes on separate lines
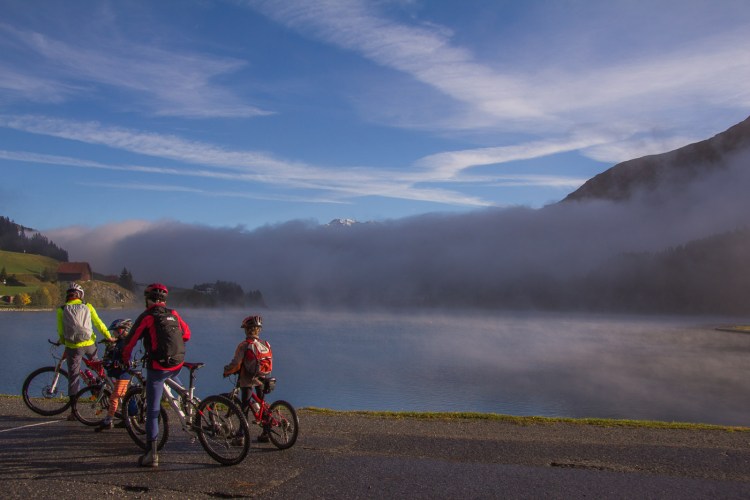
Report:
120,361,250,466
22,339,104,416
224,374,299,450
70,347,146,426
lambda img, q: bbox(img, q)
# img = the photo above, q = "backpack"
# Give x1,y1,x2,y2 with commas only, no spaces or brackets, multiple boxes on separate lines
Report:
149,306,185,368
61,303,93,343
243,338,272,377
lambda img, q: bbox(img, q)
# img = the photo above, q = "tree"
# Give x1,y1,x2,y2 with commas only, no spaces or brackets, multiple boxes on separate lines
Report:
15,292,31,307
117,268,136,292
31,286,55,307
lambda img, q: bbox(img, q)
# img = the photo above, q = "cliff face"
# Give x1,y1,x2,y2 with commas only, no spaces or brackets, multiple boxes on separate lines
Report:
563,115,750,203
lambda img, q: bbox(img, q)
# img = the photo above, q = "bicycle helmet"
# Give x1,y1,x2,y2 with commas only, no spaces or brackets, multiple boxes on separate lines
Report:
144,283,168,302
66,282,84,300
108,318,133,334
241,315,263,329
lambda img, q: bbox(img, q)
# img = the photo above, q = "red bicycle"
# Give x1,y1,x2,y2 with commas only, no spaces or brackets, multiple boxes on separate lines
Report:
22,339,105,416
224,374,299,450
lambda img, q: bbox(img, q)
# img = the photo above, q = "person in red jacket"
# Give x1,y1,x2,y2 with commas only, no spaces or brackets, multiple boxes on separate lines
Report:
121,283,190,468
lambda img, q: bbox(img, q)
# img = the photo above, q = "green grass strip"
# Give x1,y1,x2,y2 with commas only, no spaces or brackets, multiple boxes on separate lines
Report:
300,407,750,432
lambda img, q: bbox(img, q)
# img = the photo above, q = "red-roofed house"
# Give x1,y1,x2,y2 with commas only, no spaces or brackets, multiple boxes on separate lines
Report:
57,262,93,282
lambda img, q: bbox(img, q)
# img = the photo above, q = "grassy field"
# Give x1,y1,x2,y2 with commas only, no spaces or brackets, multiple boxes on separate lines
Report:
0,250,59,297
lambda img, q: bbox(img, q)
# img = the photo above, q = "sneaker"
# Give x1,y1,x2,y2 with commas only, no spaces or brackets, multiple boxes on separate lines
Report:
66,413,78,422
94,420,113,432
256,432,270,443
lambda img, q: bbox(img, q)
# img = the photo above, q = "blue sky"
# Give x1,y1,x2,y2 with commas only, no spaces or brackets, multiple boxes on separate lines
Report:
1,0,749,232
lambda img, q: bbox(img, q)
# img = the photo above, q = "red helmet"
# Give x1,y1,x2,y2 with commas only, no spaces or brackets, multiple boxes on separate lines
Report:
144,283,168,302
241,315,262,329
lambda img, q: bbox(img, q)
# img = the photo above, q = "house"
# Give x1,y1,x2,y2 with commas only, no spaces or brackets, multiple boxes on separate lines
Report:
57,262,93,282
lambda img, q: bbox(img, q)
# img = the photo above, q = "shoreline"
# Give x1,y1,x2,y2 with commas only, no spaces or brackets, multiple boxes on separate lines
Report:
3,394,746,433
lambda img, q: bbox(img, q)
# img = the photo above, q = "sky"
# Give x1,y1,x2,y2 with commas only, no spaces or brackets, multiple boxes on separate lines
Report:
1,0,750,234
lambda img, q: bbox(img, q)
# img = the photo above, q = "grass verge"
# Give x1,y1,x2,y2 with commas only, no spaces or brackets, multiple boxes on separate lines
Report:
301,407,750,432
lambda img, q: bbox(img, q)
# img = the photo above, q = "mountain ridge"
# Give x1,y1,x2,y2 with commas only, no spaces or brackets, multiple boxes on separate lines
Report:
563,115,750,202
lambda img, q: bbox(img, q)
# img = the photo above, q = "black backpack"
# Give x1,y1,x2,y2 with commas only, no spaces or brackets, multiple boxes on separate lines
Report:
149,306,185,367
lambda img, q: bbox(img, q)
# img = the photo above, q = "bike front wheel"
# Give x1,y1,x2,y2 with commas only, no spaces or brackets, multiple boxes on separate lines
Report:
194,395,250,466
22,366,71,416
120,386,169,451
264,400,299,450
72,384,111,425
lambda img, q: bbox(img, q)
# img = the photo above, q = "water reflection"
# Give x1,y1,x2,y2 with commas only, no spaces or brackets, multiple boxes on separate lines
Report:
4,309,750,425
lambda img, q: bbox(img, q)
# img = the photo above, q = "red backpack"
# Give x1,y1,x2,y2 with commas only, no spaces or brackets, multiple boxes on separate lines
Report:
243,338,272,377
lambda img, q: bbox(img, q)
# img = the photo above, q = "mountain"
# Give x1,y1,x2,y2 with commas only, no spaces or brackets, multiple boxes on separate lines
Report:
563,115,750,202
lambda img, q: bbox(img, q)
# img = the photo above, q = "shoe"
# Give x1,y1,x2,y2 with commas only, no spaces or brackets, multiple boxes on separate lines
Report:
256,432,270,443
138,440,159,468
114,420,126,429
94,420,113,432
66,413,78,421
231,436,245,446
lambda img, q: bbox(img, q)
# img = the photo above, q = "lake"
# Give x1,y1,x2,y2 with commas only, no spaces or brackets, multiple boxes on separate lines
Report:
3,308,750,426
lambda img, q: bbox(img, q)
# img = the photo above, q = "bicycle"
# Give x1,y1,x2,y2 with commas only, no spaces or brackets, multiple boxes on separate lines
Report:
22,339,104,416
70,345,146,426
120,361,250,466
224,374,299,450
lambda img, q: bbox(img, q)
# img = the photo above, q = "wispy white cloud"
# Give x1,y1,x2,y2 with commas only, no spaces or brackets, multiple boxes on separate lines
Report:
0,22,271,118
0,114,580,207
245,0,750,161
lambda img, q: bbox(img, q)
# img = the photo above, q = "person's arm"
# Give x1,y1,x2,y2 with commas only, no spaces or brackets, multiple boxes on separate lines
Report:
87,304,112,340
121,312,149,363
173,310,191,343
223,342,244,376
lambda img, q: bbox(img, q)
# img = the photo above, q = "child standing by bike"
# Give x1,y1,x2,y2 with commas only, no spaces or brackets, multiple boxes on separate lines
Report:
223,314,273,442
95,318,134,432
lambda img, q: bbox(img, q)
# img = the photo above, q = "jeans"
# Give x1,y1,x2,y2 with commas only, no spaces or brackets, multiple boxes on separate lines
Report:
145,368,178,442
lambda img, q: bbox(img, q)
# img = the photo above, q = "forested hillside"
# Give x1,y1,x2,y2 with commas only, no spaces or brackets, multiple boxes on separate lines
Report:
0,216,68,261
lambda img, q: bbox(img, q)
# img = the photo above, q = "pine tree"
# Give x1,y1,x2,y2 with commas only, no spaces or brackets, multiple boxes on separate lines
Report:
118,267,136,292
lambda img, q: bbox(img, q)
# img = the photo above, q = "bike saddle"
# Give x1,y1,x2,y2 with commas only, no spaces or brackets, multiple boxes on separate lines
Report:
183,362,205,371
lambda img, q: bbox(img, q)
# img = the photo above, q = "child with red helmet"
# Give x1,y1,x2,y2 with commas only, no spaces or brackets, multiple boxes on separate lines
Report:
223,314,272,443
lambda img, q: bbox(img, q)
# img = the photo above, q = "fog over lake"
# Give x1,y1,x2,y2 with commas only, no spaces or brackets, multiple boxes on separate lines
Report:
5,308,750,426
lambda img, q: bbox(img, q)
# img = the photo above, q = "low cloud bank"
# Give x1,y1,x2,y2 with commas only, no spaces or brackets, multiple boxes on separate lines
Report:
47,150,750,312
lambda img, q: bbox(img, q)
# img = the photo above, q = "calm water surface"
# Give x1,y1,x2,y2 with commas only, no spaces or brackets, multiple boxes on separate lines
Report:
3,308,750,426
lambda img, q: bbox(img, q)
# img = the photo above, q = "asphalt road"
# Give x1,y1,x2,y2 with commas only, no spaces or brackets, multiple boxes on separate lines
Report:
2,396,750,499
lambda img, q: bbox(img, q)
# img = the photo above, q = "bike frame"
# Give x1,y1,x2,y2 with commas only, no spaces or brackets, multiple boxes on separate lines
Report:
161,372,199,433
48,340,104,392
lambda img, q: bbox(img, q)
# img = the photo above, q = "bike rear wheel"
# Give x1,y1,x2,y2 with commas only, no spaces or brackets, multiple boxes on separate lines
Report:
120,386,169,451
72,384,111,425
194,395,250,465
264,400,299,450
22,366,71,416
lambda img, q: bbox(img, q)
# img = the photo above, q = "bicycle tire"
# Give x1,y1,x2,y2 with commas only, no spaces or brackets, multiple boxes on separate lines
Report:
22,366,71,416
265,400,299,450
72,384,111,426
120,386,169,451
194,395,250,466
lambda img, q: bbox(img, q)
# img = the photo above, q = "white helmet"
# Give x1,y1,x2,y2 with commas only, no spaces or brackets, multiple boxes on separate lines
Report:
66,282,84,299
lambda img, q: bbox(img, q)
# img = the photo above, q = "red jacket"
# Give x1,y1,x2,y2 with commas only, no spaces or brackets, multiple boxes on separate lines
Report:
122,303,191,371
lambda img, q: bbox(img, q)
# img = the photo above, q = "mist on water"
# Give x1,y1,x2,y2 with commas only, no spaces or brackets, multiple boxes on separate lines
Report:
45,149,750,313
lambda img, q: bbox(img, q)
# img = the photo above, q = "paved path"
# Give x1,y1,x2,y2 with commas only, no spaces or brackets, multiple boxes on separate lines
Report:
2,397,750,499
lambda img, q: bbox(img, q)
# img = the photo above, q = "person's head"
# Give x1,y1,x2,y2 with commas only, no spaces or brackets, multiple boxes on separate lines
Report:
108,318,133,338
144,283,168,306
66,282,84,301
241,315,262,338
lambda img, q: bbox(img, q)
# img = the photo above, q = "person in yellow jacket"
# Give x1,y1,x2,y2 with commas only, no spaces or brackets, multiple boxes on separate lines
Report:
56,282,113,419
